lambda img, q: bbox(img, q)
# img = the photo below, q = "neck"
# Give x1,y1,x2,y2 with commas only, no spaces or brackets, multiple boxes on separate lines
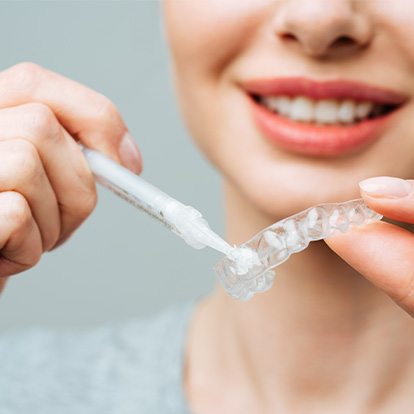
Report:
185,181,414,412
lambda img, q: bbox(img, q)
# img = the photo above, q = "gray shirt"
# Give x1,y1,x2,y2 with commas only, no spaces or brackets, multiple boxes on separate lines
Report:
0,303,194,414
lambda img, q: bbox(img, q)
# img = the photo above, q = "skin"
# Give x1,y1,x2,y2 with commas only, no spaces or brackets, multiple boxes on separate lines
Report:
162,0,414,413
1,0,414,413
0,63,142,292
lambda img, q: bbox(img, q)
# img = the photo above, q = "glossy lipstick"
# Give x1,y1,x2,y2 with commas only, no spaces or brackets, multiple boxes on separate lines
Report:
242,78,407,156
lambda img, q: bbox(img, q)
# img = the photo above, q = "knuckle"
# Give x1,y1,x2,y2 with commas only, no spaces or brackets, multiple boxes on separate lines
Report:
23,102,59,137
95,96,117,118
6,139,42,183
92,97,125,146
8,62,43,91
13,61,43,74
2,192,32,230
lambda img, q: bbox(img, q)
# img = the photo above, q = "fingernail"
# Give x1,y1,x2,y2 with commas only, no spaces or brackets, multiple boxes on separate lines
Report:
359,176,412,199
119,132,142,174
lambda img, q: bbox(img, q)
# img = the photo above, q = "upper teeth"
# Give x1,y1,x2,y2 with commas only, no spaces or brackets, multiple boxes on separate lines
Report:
260,96,378,124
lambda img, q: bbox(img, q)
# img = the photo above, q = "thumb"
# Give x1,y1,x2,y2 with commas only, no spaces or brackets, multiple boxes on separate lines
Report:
358,176,414,223
325,177,414,316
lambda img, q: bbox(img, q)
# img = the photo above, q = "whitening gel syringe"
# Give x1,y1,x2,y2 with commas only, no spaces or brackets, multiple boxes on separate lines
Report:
81,146,233,255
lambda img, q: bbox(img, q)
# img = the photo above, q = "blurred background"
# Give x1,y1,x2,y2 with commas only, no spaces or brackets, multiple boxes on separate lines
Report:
0,0,222,328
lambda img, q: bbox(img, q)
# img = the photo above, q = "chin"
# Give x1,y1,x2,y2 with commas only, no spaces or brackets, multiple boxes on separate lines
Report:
230,174,361,222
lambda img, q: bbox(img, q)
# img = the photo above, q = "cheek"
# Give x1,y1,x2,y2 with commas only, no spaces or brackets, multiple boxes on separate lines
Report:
370,1,414,68
164,0,271,74
377,103,414,178
163,0,270,162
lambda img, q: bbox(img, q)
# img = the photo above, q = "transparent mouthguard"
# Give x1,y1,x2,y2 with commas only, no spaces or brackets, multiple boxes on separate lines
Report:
214,199,382,301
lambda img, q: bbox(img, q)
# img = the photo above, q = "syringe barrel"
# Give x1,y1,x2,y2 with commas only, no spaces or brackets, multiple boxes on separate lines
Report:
81,146,231,252
82,147,174,225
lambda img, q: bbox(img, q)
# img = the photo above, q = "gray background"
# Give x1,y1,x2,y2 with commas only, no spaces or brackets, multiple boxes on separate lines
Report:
0,1,222,328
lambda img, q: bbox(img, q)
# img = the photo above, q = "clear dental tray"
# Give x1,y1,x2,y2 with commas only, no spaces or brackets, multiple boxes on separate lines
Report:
214,199,382,300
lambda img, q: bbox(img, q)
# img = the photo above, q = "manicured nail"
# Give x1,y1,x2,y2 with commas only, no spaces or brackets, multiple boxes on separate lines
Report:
359,176,412,199
119,132,142,174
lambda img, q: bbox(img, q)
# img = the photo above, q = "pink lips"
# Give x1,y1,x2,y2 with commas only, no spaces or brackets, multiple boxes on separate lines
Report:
241,77,407,157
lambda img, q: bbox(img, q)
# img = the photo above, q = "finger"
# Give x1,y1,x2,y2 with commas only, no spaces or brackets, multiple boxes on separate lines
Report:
325,221,414,316
0,103,98,243
359,176,414,223
0,62,142,173
0,139,60,251
0,191,42,277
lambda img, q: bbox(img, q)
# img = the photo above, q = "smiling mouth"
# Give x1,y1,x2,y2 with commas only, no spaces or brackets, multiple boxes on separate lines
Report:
241,77,408,156
252,94,398,125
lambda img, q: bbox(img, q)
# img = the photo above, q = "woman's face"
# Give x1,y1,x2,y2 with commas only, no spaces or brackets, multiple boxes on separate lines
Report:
163,0,414,219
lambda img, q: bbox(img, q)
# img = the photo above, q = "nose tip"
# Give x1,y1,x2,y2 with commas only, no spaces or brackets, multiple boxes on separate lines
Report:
274,0,373,58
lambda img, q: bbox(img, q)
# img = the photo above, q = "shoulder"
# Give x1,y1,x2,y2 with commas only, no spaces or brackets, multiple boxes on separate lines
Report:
0,302,195,414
